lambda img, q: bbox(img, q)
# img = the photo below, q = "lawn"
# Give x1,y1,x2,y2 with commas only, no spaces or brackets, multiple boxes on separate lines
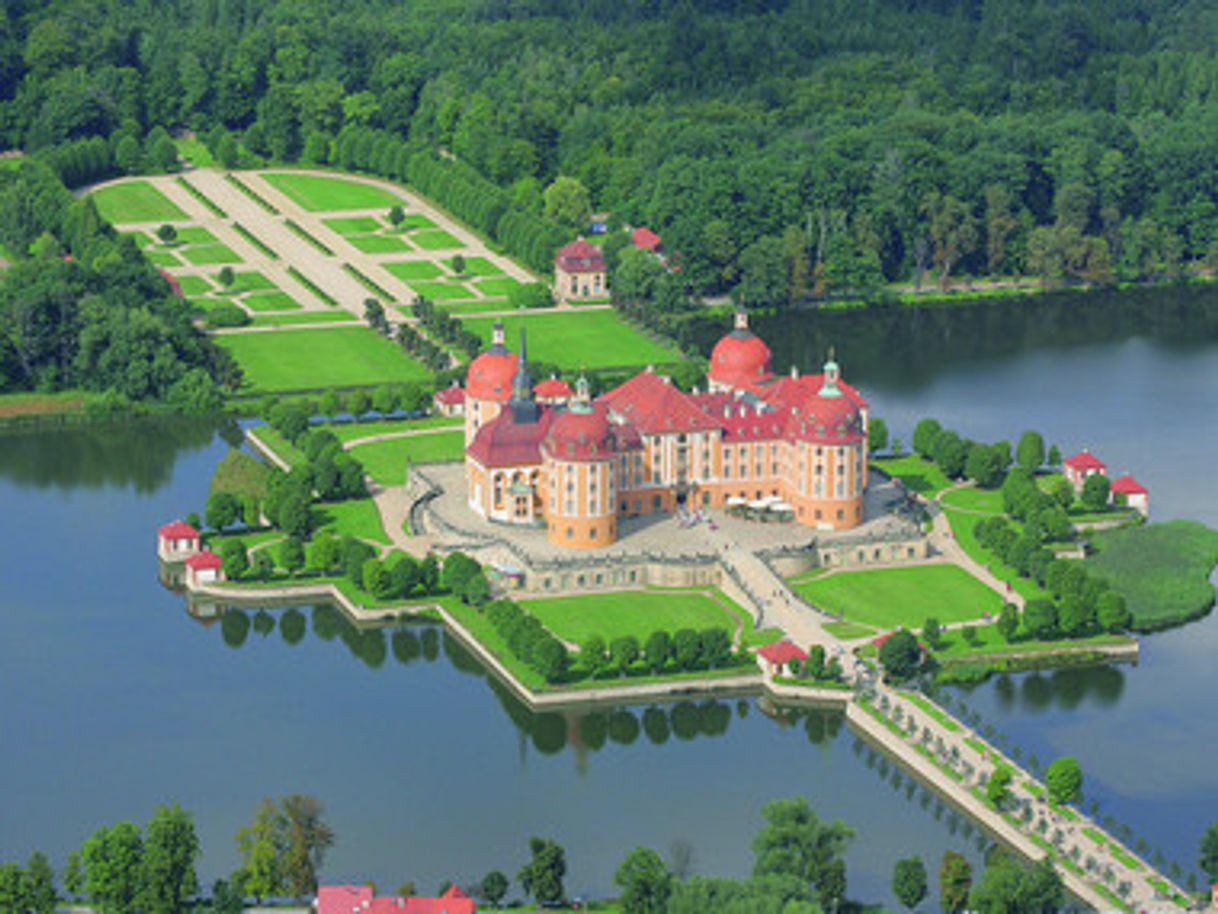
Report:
209,449,271,500
930,622,1131,659
181,243,242,265
174,226,218,244
347,234,411,254
217,327,431,393
176,275,212,295
943,507,1049,602
437,299,509,315
448,255,503,276
348,431,466,484
399,213,436,230
475,277,522,297
322,216,382,235
411,229,464,250
869,455,954,497
145,249,181,267
219,270,276,292
822,620,877,640
173,136,214,167
249,311,358,327
383,260,444,281
327,415,464,443
260,172,401,211
793,565,1003,628
1086,520,1218,630
314,497,390,545
461,311,683,369
249,426,305,468
91,180,189,222
242,291,302,312
940,485,1005,514
124,230,153,247
521,589,742,644
406,280,473,301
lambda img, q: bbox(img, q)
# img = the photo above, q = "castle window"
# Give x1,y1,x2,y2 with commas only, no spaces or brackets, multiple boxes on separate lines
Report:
567,527,574,539
837,509,844,520
652,495,661,510
591,527,598,539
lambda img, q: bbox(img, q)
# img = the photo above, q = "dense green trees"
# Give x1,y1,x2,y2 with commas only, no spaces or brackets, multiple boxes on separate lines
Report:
891,857,927,911
1045,756,1084,805
938,851,972,914
518,837,566,907
879,629,922,681
751,796,853,899
969,855,1063,914
614,847,672,914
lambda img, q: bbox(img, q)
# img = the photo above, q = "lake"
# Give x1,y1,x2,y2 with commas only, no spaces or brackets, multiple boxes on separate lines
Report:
3,285,1218,900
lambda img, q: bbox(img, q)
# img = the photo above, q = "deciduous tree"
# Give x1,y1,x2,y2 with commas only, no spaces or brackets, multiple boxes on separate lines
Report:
892,856,927,911
614,847,671,914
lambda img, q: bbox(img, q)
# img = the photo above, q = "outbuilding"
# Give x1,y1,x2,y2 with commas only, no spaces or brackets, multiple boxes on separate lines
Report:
157,519,200,561
1063,450,1107,489
433,382,466,417
756,639,808,676
554,238,606,303
184,550,224,588
1110,474,1149,516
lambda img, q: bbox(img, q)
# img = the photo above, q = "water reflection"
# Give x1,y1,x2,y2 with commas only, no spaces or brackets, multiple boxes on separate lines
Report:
0,417,228,492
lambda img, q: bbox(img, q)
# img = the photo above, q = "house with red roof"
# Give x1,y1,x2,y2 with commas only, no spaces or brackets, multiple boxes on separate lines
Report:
157,519,201,561
184,550,223,588
631,226,662,252
317,884,475,914
433,382,466,417
756,639,808,675
459,309,871,548
1110,474,1149,515
1063,450,1107,489
554,238,606,303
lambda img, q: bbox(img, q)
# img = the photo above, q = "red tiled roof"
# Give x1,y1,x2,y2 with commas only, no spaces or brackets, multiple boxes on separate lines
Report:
555,239,605,273
599,370,720,434
467,407,554,467
466,350,518,401
758,639,807,664
1064,450,1106,471
185,550,221,570
534,377,574,398
158,519,199,539
632,226,661,251
708,331,772,388
320,885,475,914
434,385,465,405
1110,474,1147,495
544,404,615,461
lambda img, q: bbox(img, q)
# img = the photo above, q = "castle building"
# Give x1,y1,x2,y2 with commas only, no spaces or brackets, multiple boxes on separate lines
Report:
554,238,606,303
463,311,869,549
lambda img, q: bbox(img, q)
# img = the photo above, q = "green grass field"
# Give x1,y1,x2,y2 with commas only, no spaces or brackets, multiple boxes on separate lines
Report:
217,270,276,293
347,234,411,254
942,507,1048,602
1086,520,1218,629
407,280,472,301
322,216,382,235
869,455,954,497
124,230,153,247
822,620,877,640
522,590,742,643
940,485,1005,514
462,311,683,369
328,415,464,443
411,228,464,250
348,431,466,483
209,449,271,500
448,255,503,276
145,249,181,267
217,327,431,393
173,137,214,167
931,623,1130,658
243,291,302,312
475,277,522,297
249,311,359,328
261,172,401,211
794,565,1003,628
250,426,305,467
91,180,189,222
399,213,437,230
181,243,242,265
384,260,444,281
176,275,212,295
314,497,390,545
174,226,218,244
437,299,510,315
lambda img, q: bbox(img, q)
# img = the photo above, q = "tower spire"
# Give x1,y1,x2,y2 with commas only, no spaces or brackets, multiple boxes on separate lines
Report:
509,326,539,422
819,346,842,397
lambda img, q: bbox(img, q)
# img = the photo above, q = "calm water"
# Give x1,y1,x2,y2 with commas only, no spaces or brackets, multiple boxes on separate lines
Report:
2,286,1218,899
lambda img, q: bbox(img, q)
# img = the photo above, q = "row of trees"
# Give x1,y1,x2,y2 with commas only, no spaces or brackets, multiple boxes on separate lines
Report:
485,598,570,684
411,297,483,360
578,627,738,678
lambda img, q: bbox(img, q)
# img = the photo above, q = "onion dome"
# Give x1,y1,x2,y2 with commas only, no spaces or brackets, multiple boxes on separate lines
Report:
792,352,864,443
466,320,518,401
544,378,614,461
708,310,773,389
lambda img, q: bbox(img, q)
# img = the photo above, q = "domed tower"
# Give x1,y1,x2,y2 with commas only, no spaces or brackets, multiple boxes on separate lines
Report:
788,351,868,530
707,310,773,392
464,320,518,447
542,378,618,548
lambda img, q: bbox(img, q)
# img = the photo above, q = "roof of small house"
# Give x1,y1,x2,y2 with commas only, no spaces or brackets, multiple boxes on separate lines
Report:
555,238,605,273
632,226,661,251
185,550,222,570
1064,450,1106,471
319,884,475,914
757,639,808,664
1110,474,1148,495
158,519,199,539
434,385,465,405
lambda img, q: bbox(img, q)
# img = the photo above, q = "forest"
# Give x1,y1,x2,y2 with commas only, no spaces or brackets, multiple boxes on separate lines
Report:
4,0,1218,393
